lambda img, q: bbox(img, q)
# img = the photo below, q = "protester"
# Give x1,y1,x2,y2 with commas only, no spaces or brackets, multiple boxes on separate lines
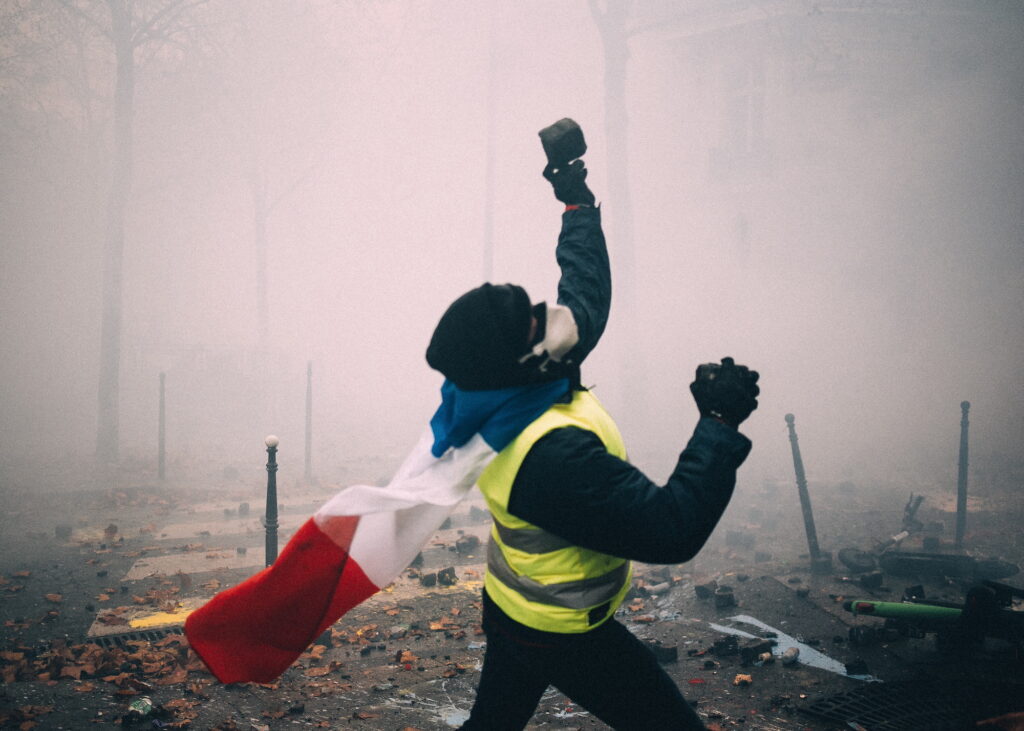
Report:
423,125,760,730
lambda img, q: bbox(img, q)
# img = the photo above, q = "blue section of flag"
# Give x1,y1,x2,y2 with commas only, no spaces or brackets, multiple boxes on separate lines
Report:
429,379,570,457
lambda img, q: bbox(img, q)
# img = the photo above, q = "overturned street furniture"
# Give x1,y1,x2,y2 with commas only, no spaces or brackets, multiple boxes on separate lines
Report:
844,580,1024,649
876,551,1018,579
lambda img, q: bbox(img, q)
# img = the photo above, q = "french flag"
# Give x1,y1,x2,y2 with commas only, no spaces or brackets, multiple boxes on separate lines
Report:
185,379,568,684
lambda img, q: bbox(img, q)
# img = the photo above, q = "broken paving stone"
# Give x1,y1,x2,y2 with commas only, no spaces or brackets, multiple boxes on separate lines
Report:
903,584,926,601
437,567,458,586
419,572,437,588
845,658,870,675
694,579,717,599
644,640,678,664
714,586,736,609
739,639,776,664
455,535,480,554
712,636,738,657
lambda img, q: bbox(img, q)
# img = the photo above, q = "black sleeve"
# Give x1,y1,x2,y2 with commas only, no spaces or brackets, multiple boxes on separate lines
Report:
554,206,610,366
506,420,752,564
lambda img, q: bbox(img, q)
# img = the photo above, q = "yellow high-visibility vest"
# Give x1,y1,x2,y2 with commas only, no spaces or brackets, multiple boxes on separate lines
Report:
478,389,632,633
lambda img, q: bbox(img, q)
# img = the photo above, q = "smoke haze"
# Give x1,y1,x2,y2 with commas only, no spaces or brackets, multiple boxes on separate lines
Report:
1,1,1021,506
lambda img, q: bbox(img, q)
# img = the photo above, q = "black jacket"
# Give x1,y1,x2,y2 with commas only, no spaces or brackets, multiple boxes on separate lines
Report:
507,205,752,564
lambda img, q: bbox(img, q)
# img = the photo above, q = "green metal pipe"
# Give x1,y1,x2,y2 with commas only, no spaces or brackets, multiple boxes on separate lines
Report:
844,599,962,622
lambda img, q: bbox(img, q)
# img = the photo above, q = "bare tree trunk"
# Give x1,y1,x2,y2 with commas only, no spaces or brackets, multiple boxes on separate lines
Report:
481,4,499,282
590,0,634,322
96,0,134,464
253,173,269,342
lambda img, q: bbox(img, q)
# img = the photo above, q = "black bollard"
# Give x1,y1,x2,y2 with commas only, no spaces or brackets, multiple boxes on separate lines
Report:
304,361,313,483
158,373,166,481
264,435,279,566
785,414,831,573
955,401,970,549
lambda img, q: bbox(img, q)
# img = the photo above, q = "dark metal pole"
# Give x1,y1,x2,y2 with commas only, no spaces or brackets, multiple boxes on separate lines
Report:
785,413,831,572
158,372,165,480
304,361,313,483
955,401,970,549
264,435,279,566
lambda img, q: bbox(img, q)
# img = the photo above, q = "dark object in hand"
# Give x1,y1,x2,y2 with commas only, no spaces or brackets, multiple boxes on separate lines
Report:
539,118,595,206
689,357,760,427
539,118,587,167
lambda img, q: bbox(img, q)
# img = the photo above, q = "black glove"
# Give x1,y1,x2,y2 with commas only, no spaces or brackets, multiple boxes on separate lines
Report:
543,160,595,207
689,357,760,427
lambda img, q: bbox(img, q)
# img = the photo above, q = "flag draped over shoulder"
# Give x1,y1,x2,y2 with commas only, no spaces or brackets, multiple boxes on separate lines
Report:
184,378,569,684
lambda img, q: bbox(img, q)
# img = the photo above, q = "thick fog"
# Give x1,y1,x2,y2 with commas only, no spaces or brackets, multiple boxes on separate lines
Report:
1,1,1022,502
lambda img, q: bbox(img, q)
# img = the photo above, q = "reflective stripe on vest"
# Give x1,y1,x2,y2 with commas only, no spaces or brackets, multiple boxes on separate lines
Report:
487,538,629,610
477,389,631,633
492,519,573,554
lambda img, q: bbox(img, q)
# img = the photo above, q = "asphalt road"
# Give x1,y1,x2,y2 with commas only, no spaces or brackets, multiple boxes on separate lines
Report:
2,473,1022,730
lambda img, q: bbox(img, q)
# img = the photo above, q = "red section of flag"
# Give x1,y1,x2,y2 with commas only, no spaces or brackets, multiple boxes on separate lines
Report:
185,516,376,683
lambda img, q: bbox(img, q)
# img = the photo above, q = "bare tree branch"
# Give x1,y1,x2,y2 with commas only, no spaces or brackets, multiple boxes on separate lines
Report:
132,0,207,48
53,0,114,42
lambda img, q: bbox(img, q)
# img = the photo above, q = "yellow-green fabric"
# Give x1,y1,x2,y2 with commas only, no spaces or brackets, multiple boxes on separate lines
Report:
478,389,632,633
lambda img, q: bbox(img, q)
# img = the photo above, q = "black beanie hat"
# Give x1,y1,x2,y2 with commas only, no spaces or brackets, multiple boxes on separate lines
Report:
426,283,533,390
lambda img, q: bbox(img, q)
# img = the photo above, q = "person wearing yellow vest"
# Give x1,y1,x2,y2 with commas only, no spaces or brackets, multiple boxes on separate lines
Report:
425,133,759,730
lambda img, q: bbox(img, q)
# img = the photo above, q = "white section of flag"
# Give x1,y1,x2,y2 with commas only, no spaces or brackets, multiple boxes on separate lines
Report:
314,429,497,588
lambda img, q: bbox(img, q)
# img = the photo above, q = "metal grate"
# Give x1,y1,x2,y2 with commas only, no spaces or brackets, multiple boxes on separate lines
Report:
800,679,1021,731
90,628,176,648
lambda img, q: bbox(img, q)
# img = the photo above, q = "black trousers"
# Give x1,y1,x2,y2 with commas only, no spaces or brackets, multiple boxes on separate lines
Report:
461,591,705,731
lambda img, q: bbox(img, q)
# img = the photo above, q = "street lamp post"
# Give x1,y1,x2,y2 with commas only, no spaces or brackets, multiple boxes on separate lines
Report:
264,435,279,566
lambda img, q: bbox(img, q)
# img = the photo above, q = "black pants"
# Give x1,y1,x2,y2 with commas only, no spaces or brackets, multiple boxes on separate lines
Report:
461,591,705,731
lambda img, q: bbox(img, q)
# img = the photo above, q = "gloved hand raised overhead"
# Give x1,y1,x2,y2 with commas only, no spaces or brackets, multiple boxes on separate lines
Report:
538,117,596,207
689,357,760,427
543,160,595,207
